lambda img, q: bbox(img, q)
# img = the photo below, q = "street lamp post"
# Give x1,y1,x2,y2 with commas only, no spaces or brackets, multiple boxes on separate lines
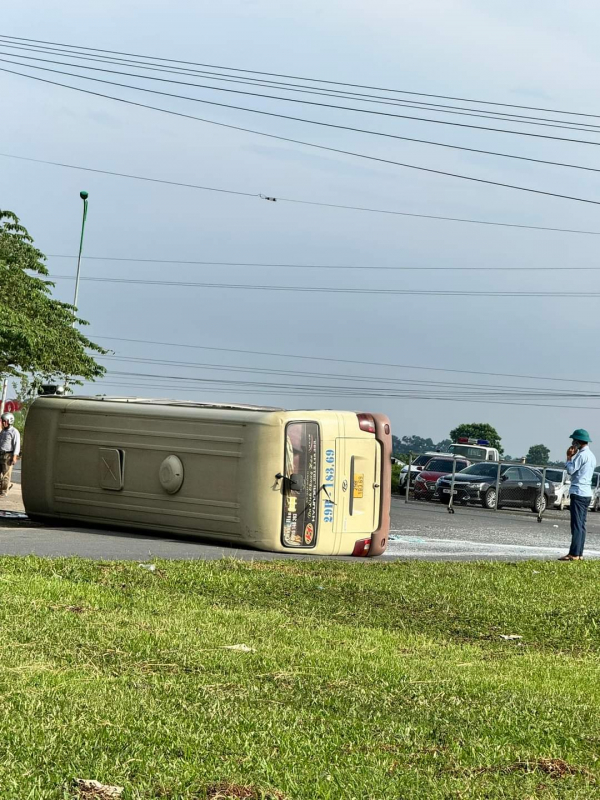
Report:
73,190,89,312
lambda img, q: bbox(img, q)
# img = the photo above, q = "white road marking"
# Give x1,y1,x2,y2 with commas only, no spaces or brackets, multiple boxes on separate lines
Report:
384,536,600,558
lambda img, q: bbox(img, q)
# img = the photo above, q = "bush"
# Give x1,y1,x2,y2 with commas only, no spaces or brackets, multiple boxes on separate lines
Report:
391,461,402,493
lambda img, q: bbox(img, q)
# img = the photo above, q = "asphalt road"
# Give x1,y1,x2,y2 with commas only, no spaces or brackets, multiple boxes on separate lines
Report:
0,488,596,562
387,496,600,561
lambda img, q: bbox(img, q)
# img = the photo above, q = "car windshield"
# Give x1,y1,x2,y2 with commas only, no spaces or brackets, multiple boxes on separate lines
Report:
458,462,502,479
425,459,467,473
413,454,433,466
545,469,564,483
450,445,488,461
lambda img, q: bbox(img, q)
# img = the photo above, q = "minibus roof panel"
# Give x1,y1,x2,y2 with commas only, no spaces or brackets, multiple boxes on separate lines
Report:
61,396,285,412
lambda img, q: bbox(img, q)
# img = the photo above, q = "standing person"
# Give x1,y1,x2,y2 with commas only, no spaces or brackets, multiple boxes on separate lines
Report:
0,413,20,497
559,429,596,561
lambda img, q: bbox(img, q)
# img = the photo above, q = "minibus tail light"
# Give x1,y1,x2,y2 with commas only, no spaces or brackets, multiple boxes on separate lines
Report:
352,538,371,557
356,413,376,434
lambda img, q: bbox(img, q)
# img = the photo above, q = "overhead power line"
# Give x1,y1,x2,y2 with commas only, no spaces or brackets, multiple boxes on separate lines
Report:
46,254,600,271
94,334,600,387
97,353,593,396
3,33,599,122
4,48,600,139
4,55,600,153
3,41,600,134
5,54,600,178
50,273,600,297
104,368,581,398
86,382,600,411
96,370,600,411
4,152,600,237
4,68,600,208
0,152,260,198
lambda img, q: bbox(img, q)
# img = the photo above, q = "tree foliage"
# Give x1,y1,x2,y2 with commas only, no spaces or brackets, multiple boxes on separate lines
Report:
526,444,550,466
448,423,503,455
392,434,453,456
0,210,106,385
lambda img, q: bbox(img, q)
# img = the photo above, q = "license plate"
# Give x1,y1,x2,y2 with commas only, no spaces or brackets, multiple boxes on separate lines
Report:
443,489,457,495
353,474,364,498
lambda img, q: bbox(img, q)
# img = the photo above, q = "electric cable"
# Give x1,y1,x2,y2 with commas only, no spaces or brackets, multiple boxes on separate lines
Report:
48,273,600,297
3,152,600,237
3,33,599,122
4,66,600,207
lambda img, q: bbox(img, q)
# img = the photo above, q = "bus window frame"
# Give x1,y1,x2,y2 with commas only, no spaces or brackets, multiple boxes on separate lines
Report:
281,420,321,549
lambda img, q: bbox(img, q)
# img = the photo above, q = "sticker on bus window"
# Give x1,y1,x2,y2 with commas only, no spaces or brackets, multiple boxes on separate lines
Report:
282,422,319,547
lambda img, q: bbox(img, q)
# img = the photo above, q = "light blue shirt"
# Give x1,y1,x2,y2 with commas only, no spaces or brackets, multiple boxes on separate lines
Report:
566,446,596,497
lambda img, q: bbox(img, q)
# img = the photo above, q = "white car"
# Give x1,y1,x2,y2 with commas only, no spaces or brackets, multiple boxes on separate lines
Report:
547,469,600,511
397,452,450,492
545,468,571,510
590,472,600,512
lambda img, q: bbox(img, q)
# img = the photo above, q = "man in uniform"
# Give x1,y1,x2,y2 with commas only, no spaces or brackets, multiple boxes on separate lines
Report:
0,413,20,497
560,428,596,561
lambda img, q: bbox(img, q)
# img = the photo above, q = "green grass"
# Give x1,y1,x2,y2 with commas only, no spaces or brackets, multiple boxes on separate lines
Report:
0,557,599,799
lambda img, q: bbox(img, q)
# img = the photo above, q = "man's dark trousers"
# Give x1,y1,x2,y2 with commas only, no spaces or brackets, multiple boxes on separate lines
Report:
569,494,590,557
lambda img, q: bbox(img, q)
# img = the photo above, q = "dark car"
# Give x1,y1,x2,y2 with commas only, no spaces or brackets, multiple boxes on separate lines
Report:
413,457,470,501
437,462,556,512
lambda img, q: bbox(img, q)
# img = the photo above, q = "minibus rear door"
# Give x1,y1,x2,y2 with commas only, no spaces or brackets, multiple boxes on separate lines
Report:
336,438,381,537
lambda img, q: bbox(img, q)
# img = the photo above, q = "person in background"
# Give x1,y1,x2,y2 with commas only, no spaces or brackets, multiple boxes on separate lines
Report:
0,413,20,497
560,428,596,561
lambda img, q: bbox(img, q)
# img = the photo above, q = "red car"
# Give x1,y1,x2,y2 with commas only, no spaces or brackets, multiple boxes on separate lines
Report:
413,456,471,501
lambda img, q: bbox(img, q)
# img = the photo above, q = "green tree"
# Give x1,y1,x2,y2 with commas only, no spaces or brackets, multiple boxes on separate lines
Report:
449,423,503,455
392,434,435,455
526,444,550,465
0,210,106,386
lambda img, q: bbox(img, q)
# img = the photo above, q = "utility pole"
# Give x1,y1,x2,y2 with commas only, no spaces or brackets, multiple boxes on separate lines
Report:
0,379,7,416
73,190,89,314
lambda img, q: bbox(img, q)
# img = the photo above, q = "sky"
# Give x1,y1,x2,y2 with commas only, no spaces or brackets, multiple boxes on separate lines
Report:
2,0,600,459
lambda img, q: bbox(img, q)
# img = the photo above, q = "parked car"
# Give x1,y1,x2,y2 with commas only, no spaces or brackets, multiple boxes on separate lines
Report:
589,472,600,511
437,462,556,512
545,468,571,510
397,452,446,492
413,456,470,501
448,438,500,462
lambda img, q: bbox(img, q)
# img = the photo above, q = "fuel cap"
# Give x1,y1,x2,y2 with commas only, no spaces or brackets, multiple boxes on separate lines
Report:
159,455,184,494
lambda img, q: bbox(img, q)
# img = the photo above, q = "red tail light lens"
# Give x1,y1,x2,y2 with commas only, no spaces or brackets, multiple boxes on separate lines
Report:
356,413,376,434
352,538,371,557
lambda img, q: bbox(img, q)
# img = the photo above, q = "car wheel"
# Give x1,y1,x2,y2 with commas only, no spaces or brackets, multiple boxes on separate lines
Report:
592,497,599,513
483,488,497,510
532,494,547,513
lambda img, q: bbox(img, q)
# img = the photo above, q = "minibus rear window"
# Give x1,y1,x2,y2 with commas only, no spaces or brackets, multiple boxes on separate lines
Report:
282,422,320,548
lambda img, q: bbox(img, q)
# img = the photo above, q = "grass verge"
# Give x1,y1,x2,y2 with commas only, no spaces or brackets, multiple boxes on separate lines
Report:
0,556,598,799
